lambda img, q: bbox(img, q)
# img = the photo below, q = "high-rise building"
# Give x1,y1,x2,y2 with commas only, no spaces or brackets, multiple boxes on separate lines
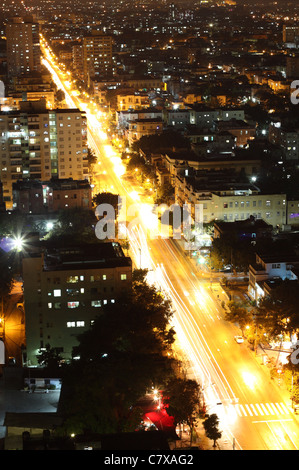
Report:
6,16,41,77
0,100,89,208
283,25,299,43
286,55,299,78
82,31,114,83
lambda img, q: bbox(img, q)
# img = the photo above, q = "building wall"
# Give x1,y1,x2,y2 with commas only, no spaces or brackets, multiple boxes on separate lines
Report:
175,177,287,227
6,17,41,77
13,180,92,213
82,32,113,81
248,255,299,301
22,251,132,365
0,106,88,208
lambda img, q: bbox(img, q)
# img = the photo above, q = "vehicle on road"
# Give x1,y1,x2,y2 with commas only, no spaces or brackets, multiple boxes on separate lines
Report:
234,336,244,344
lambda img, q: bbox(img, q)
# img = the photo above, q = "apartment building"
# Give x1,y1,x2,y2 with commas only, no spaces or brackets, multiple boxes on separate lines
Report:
269,120,299,163
127,118,163,146
116,107,163,131
116,92,150,111
12,178,92,213
82,30,114,82
287,199,299,226
248,252,299,301
160,150,261,186
0,101,88,208
189,106,245,129
6,16,41,77
175,174,287,228
72,44,84,80
213,119,256,147
22,242,132,365
286,55,299,79
164,108,191,129
283,25,299,43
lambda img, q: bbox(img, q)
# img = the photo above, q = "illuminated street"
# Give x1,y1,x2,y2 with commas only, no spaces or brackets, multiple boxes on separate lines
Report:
40,38,299,450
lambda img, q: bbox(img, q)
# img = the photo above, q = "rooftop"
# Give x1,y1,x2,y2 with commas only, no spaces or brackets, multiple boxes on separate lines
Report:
43,242,132,271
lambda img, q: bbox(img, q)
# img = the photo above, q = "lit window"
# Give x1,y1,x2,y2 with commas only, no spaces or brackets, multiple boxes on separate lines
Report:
121,274,127,280
76,321,85,327
53,289,61,297
66,276,78,283
68,301,79,308
91,300,101,307
67,321,75,328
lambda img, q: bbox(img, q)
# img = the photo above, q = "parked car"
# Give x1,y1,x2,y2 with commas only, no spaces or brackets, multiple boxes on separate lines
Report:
234,336,244,344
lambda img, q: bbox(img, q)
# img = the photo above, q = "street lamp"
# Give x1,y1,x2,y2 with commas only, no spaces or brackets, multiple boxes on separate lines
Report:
12,236,24,252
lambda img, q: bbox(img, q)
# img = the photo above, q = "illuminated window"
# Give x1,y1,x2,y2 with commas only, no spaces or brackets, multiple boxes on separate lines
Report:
53,289,61,297
66,276,78,283
91,300,101,307
76,321,85,327
67,321,75,327
121,274,127,280
67,301,79,308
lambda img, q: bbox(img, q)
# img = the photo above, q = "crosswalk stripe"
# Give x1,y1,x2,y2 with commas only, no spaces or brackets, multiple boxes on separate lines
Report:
265,403,276,415
227,402,292,418
245,404,253,416
275,403,285,414
255,404,264,416
260,403,270,415
279,403,290,414
269,403,279,415
235,404,243,417
250,404,259,416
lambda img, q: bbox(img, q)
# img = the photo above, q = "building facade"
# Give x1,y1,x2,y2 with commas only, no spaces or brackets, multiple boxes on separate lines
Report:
12,178,92,213
0,101,89,208
175,176,287,227
82,31,114,83
6,16,41,77
127,118,163,146
248,253,299,301
22,243,132,365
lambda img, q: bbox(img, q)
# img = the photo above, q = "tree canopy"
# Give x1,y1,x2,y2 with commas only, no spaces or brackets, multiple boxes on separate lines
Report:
44,207,98,245
203,413,222,448
57,270,178,435
163,377,202,446
131,130,191,154
256,280,299,339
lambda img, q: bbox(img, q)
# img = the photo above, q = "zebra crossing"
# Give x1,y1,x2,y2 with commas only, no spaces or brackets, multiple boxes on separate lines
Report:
226,402,293,419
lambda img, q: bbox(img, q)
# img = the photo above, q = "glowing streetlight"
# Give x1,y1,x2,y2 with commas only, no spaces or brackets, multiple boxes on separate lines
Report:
12,236,24,252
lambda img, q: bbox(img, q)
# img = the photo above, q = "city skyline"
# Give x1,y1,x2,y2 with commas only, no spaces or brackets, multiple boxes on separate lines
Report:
0,0,299,453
